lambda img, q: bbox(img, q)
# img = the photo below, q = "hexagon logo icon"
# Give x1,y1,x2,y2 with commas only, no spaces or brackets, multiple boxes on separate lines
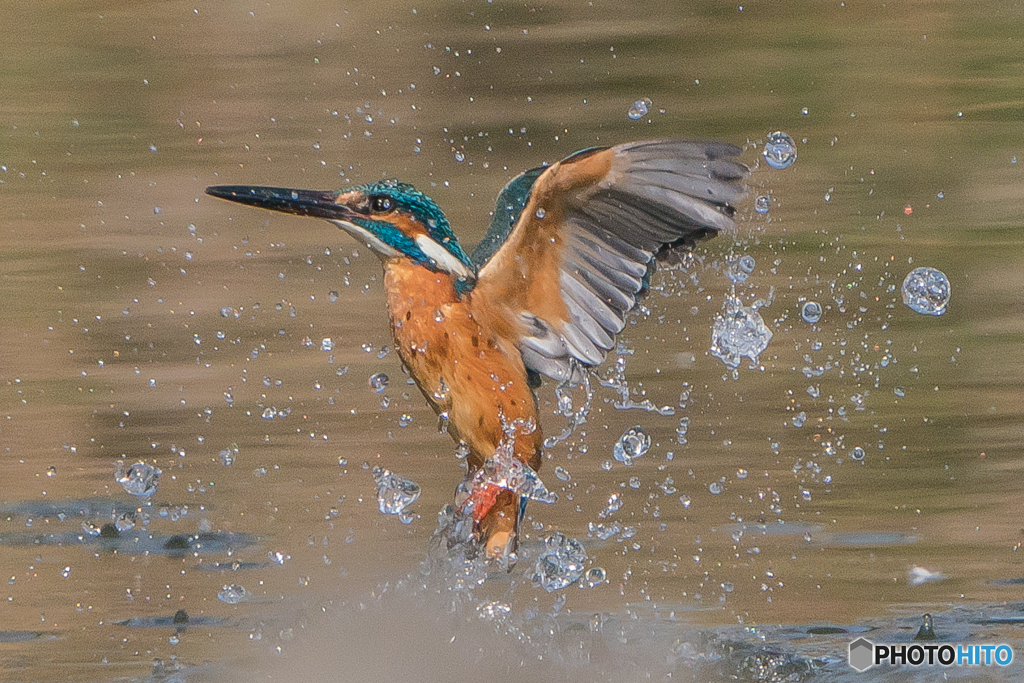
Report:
849,637,874,671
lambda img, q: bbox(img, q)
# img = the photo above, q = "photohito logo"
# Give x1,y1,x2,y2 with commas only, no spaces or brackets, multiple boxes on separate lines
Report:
848,638,1013,672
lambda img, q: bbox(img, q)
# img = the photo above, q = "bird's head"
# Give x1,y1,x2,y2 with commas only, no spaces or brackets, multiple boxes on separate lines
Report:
205,180,476,282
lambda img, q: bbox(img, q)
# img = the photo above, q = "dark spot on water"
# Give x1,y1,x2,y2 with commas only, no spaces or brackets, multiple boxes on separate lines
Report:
99,523,119,538
164,535,191,550
806,626,848,635
0,631,48,643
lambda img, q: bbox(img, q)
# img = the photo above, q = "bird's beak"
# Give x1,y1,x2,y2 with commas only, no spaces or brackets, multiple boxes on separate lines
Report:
205,185,356,221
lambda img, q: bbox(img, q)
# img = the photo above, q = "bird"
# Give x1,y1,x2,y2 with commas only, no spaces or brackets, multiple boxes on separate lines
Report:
206,139,748,564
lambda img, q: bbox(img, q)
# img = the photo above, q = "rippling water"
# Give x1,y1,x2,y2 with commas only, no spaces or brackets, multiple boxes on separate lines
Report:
2,1,1024,681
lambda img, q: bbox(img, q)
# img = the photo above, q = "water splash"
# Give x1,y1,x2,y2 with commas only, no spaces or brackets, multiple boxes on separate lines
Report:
532,531,588,592
371,466,421,523
627,97,652,120
115,461,161,498
218,443,238,467
800,301,823,324
461,417,557,510
725,254,756,283
217,584,251,604
613,426,651,466
598,493,624,519
368,372,389,393
543,367,593,448
599,356,675,415
901,267,950,316
710,292,773,369
762,131,797,169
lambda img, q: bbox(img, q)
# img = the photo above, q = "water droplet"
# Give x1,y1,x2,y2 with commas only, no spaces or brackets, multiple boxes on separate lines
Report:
368,372,389,393
762,131,797,169
372,466,421,520
46,466,57,478
901,267,950,316
627,97,652,120
218,584,250,604
894,386,906,398
613,425,651,465
851,447,866,461
554,466,571,482
708,482,724,495
600,493,623,518
736,468,748,479
328,291,339,302
320,338,334,352
531,532,588,592
586,567,607,587
676,416,689,445
115,510,135,532
792,411,807,428
534,207,546,219
219,443,239,467
754,195,771,214
725,254,756,283
115,461,161,497
433,309,445,323
588,521,620,540
398,414,413,427
476,600,511,620
454,150,465,162
801,301,823,323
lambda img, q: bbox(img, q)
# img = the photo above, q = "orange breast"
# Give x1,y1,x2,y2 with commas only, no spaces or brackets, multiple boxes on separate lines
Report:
383,259,542,472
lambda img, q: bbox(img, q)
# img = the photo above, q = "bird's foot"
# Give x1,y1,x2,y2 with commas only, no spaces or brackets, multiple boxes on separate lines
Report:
461,483,521,570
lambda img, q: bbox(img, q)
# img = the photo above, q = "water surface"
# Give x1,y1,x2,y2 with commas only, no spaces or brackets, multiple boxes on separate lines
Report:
2,1,1024,681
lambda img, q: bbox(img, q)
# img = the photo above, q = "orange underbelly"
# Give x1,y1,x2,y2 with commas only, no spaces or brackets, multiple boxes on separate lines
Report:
384,260,542,472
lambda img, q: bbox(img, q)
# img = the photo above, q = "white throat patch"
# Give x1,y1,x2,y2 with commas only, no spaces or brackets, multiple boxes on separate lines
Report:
329,219,400,258
414,234,474,280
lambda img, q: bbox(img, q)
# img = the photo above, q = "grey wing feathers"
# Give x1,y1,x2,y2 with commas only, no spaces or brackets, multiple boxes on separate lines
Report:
526,139,747,383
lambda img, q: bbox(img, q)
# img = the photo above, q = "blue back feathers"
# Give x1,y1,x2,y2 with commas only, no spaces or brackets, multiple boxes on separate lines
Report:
470,165,546,267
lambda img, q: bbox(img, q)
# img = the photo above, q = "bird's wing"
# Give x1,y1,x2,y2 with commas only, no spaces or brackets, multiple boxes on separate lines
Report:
472,139,748,383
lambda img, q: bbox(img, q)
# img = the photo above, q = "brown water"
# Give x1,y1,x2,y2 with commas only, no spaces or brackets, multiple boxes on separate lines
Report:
3,1,1024,681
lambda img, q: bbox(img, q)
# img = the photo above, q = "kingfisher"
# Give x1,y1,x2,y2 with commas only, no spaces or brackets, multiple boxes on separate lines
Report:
206,139,748,564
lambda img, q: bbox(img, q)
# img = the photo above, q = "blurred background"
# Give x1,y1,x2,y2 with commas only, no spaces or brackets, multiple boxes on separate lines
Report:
2,1,1023,681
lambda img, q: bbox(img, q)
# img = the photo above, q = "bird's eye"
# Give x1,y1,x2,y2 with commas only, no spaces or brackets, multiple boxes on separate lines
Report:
370,195,393,213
